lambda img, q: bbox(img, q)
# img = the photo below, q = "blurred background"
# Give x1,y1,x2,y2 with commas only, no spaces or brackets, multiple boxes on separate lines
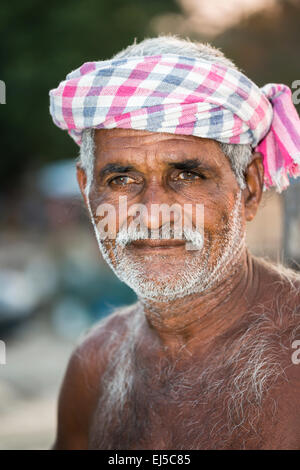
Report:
0,0,300,449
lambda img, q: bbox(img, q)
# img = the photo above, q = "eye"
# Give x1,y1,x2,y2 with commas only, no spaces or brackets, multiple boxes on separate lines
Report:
108,175,136,186
176,171,206,181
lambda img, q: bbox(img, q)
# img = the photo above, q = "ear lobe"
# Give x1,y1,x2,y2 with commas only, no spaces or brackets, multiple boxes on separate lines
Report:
76,163,88,206
243,152,264,222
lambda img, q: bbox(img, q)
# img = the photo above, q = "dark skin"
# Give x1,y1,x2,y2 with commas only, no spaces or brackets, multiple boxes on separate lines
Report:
53,129,300,450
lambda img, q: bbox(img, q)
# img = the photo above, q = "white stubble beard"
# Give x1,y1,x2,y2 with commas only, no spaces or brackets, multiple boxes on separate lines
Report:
86,190,245,302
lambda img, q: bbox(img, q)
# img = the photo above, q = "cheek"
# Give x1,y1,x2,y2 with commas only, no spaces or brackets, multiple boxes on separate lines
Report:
89,194,131,241
202,200,230,232
200,194,239,247
173,181,218,203
220,209,229,227
88,184,108,212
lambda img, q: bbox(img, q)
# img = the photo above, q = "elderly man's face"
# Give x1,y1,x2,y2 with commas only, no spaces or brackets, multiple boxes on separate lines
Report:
77,128,262,300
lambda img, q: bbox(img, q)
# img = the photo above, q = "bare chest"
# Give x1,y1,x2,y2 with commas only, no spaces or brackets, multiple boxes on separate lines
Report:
87,306,300,450
87,362,291,450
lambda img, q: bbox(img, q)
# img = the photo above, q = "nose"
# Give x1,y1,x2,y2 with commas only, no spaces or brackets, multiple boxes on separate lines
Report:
135,180,181,233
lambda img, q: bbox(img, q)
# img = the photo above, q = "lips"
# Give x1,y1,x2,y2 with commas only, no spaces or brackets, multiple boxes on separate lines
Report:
128,239,186,250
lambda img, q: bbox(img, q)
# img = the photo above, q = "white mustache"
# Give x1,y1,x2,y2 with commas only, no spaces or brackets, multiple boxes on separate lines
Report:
115,225,204,251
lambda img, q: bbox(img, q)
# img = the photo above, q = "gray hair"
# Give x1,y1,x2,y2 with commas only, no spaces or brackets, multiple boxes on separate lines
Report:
79,35,253,194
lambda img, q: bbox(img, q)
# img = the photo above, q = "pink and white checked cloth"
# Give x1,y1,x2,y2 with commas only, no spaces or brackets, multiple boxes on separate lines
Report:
49,55,300,192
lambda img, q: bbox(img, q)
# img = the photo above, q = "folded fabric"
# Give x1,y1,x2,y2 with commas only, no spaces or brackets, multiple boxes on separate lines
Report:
49,54,300,192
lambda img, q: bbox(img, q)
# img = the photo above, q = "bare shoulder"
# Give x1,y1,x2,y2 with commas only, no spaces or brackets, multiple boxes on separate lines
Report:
250,256,300,358
254,255,300,306
255,256,300,365
247,257,300,444
52,301,141,450
77,301,141,364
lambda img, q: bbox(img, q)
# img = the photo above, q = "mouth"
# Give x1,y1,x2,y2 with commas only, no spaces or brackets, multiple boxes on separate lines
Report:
127,239,186,252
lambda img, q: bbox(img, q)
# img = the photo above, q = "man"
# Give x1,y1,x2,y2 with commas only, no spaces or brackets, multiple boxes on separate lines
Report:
49,36,300,449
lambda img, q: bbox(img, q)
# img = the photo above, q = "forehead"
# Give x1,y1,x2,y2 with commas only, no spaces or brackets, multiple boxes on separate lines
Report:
93,128,227,169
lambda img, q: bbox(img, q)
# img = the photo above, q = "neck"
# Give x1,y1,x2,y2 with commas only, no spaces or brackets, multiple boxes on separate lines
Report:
138,248,260,355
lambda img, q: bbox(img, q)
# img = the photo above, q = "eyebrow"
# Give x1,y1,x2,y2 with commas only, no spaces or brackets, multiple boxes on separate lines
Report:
99,163,135,179
98,158,212,179
167,158,212,172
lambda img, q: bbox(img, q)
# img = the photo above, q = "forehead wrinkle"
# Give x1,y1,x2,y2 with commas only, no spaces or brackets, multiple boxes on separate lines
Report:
95,135,227,173
95,128,214,150
96,149,225,175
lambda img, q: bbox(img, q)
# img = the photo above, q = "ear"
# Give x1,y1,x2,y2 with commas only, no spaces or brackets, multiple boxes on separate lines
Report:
243,152,264,222
76,162,88,206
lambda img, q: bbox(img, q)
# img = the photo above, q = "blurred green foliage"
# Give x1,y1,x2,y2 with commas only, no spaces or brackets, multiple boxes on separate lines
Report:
0,0,180,189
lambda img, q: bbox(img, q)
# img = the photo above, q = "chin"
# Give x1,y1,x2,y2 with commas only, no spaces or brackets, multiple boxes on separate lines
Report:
119,266,205,301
